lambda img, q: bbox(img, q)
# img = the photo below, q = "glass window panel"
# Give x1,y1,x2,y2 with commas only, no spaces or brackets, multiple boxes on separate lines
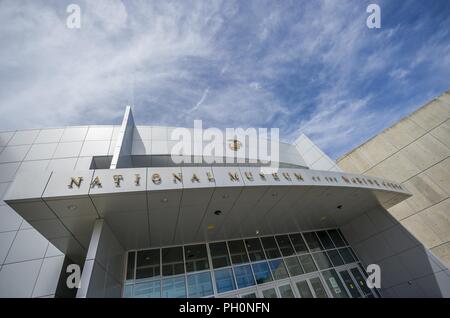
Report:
322,269,349,298
275,235,295,256
350,268,373,296
136,249,161,279
162,247,184,276
284,256,304,276
126,251,136,280
289,233,308,254
309,277,328,298
327,250,344,266
234,265,255,289
228,240,250,264
312,252,332,270
262,288,278,298
295,280,314,298
251,262,273,284
327,229,346,247
339,270,362,298
260,236,282,259
279,284,295,298
214,268,236,294
269,259,289,280
337,229,349,245
134,280,161,298
299,254,317,273
316,231,335,249
184,244,209,272
303,232,324,252
241,293,257,298
338,248,356,263
245,238,266,261
209,242,231,269
187,272,213,298
123,284,133,298
162,276,186,298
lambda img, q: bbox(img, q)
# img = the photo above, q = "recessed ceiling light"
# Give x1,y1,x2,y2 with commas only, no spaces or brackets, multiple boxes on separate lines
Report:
271,193,278,197
222,194,230,199
161,198,168,203
67,204,78,211
214,210,222,216
337,205,343,210
255,230,260,235
207,224,215,230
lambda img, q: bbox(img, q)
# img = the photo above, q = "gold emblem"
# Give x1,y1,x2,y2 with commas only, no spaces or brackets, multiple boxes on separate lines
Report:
228,139,242,151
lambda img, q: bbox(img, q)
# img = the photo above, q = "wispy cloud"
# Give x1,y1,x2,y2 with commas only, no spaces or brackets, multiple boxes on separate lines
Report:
0,0,449,159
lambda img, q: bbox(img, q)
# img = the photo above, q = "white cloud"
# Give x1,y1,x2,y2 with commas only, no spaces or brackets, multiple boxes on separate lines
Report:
0,0,448,159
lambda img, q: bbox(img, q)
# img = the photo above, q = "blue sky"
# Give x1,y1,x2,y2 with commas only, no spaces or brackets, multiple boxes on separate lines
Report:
0,0,449,159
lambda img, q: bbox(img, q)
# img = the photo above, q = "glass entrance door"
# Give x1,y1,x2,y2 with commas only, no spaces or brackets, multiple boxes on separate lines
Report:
259,286,279,298
293,274,329,298
338,269,363,298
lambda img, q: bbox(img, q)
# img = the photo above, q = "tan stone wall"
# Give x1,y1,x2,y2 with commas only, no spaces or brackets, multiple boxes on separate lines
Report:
337,90,450,267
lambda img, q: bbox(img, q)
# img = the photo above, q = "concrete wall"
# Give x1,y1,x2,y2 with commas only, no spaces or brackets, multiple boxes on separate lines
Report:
340,206,450,297
337,90,450,268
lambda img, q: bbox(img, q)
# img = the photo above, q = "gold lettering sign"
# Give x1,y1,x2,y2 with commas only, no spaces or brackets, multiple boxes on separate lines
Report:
173,173,183,184
206,171,215,182
68,177,83,189
134,174,141,186
152,173,161,185
244,172,254,181
259,173,266,181
228,139,242,151
90,176,102,188
294,173,303,181
113,175,123,187
272,173,280,181
282,172,291,181
191,174,200,183
229,172,240,182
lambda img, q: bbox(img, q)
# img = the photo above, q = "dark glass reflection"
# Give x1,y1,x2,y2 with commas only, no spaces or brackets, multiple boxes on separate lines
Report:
298,254,317,273
269,259,289,280
327,229,346,247
126,251,136,280
184,244,209,272
338,248,355,263
260,237,281,259
275,235,295,256
251,262,273,284
245,238,266,261
289,233,308,254
316,231,335,249
327,250,344,266
284,256,304,276
312,252,332,270
228,240,249,264
209,242,231,268
136,249,160,279
303,232,324,252
162,247,184,276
